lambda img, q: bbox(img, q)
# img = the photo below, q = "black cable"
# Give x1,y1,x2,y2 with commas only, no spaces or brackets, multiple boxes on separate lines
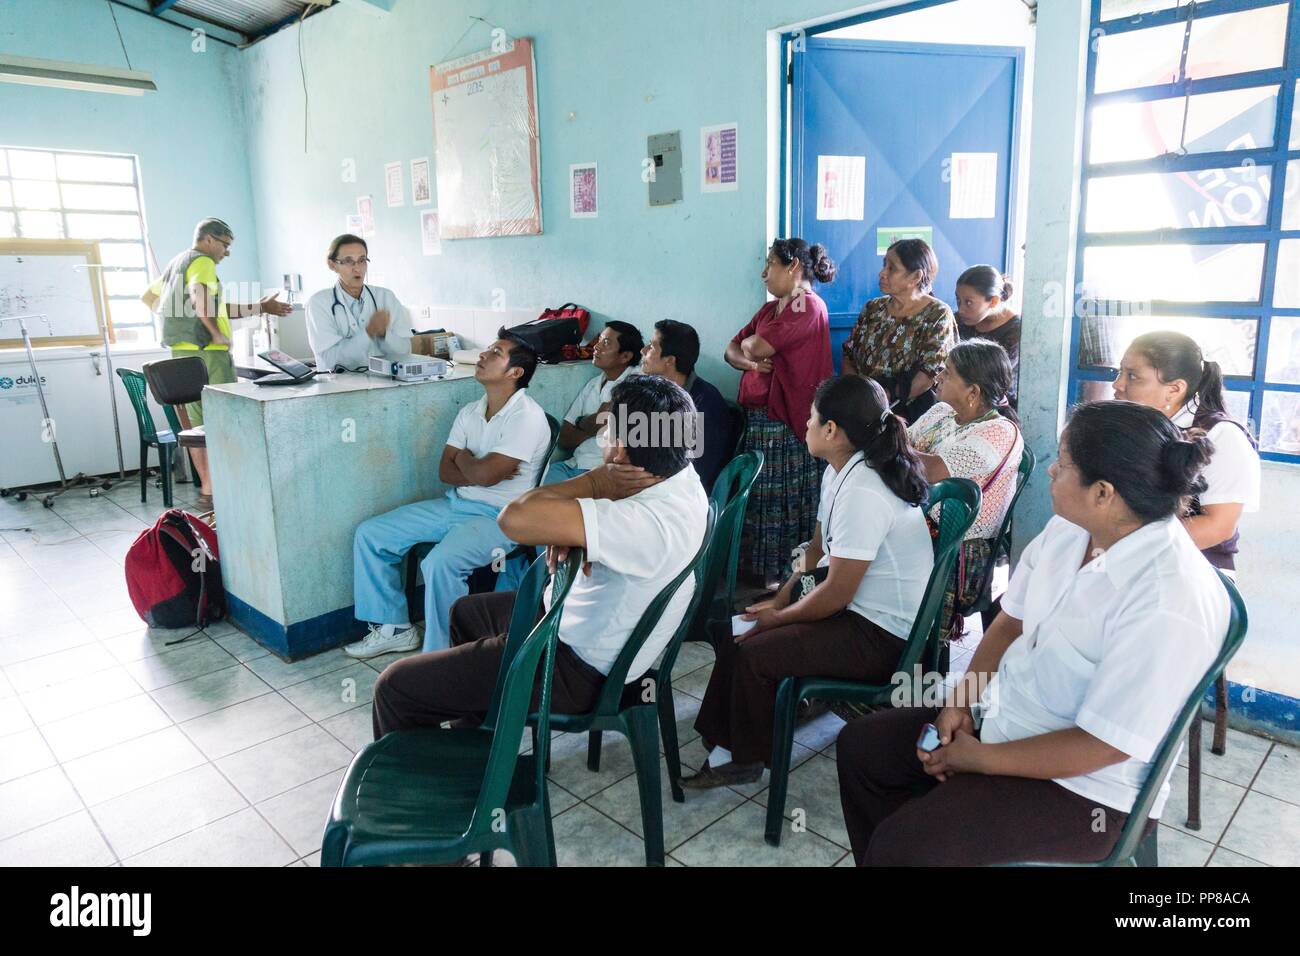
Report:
299,5,311,154
107,0,133,70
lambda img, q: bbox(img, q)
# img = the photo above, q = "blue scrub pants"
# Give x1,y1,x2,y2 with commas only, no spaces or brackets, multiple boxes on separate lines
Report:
352,488,512,652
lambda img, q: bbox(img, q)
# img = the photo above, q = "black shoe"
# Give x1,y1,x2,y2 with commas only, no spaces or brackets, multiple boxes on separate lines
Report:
679,761,764,790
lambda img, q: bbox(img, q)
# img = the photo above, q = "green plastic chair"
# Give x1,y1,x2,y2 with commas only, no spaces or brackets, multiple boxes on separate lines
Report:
658,452,763,803
1007,570,1248,867
321,549,583,867
405,413,562,609
544,503,717,866
764,477,981,846
683,451,765,654
116,367,184,507
962,445,1037,631
726,400,748,461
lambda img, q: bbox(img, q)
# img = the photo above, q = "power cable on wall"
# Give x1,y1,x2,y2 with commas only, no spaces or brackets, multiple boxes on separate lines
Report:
106,0,133,70
298,4,313,154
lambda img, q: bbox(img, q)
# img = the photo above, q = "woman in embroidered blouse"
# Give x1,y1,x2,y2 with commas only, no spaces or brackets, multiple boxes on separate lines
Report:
725,238,836,589
842,238,959,423
910,339,1023,629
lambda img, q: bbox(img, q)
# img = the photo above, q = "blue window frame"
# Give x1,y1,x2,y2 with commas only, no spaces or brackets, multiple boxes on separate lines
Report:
1071,0,1300,461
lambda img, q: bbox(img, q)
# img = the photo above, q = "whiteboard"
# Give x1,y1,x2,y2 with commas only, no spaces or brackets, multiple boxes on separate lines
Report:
429,38,543,239
0,240,111,348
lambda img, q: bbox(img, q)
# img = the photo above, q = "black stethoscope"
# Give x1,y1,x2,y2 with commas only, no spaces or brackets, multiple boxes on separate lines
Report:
331,283,380,324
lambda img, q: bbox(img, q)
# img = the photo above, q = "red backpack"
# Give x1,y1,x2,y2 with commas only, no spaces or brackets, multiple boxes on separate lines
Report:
125,510,226,630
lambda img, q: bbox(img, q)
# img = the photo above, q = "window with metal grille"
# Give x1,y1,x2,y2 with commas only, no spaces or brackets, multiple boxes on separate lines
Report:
1072,0,1300,461
0,145,155,341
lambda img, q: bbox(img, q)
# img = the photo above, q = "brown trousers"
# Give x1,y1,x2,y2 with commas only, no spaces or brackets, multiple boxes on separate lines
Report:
836,706,1153,865
371,591,606,740
693,609,903,766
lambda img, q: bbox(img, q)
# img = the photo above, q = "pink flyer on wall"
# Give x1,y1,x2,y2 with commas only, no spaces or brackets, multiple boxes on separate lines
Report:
701,122,738,193
570,162,598,218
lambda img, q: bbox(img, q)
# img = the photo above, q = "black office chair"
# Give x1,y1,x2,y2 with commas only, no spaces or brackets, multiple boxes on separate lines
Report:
142,356,209,479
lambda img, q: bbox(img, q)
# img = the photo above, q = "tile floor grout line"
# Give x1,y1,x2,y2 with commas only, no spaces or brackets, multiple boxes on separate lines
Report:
0,646,103,848
1208,740,1277,860
169,709,340,863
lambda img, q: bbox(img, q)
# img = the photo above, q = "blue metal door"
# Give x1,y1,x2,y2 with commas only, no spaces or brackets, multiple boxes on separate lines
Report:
791,38,1025,368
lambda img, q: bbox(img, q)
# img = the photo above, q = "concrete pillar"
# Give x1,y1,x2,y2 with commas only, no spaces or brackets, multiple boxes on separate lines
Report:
1013,0,1090,557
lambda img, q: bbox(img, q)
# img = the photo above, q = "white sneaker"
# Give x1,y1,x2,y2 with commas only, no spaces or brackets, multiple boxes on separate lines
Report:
343,623,422,659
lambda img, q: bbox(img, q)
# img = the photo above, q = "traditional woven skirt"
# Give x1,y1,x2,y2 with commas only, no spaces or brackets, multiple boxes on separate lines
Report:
739,407,821,581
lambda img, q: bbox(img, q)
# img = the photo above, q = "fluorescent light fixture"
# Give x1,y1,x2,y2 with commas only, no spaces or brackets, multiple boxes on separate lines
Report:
0,55,156,95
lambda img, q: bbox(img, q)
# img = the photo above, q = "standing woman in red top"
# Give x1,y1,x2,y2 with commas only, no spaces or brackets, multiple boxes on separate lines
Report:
725,238,836,589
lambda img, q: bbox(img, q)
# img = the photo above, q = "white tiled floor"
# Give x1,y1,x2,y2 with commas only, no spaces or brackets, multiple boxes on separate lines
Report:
1,476,1296,866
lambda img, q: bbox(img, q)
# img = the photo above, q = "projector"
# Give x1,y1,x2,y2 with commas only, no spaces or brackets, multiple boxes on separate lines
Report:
369,354,450,382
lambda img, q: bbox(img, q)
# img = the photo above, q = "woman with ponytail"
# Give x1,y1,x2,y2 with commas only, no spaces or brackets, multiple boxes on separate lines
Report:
683,376,933,789
954,264,1021,408
726,237,837,590
829,340,1022,726
837,401,1231,865
1112,331,1261,573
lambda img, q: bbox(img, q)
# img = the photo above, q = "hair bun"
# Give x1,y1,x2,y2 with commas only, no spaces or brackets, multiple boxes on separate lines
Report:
1001,277,1015,301
1159,431,1213,497
809,244,838,284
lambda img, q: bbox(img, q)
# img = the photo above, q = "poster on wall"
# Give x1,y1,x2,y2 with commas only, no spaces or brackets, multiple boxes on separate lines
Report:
816,155,866,221
570,163,598,218
421,209,442,256
345,214,364,234
948,152,997,220
356,196,376,238
429,37,542,238
876,225,932,255
701,122,738,193
385,162,405,207
411,157,432,205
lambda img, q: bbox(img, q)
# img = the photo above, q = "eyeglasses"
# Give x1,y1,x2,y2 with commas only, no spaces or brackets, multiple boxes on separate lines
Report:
333,256,370,267
213,236,232,249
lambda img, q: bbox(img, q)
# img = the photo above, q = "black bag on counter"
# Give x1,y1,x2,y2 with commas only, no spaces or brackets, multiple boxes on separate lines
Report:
502,315,584,363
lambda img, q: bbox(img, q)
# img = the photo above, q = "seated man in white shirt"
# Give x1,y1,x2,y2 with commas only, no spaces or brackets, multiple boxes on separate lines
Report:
348,332,550,658
545,320,644,483
371,375,709,738
305,234,413,371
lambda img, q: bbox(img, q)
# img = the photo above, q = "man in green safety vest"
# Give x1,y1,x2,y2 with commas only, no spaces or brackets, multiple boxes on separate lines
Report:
142,217,291,511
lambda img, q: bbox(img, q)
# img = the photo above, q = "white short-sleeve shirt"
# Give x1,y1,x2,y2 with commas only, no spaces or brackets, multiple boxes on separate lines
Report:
564,366,641,471
446,388,551,509
984,515,1229,817
815,451,934,639
548,465,708,680
1172,405,1261,512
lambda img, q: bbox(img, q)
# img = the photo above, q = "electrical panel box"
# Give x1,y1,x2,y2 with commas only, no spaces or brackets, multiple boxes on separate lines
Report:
648,130,684,206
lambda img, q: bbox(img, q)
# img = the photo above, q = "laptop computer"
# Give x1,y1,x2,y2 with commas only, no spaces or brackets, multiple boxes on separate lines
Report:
255,349,318,386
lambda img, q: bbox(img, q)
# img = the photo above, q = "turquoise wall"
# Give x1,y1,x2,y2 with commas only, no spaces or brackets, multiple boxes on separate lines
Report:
0,0,261,286
238,0,861,392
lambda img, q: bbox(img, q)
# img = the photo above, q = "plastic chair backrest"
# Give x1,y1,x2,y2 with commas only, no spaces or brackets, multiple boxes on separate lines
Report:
993,445,1036,563
537,413,562,486
116,368,159,444
472,549,582,835
143,355,208,408
592,504,718,715
652,501,724,683
699,450,763,621
964,445,1035,606
1103,570,1249,864
726,400,748,460
898,478,981,676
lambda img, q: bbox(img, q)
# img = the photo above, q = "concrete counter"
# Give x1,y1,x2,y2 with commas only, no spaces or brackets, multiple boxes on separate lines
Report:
203,361,593,659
